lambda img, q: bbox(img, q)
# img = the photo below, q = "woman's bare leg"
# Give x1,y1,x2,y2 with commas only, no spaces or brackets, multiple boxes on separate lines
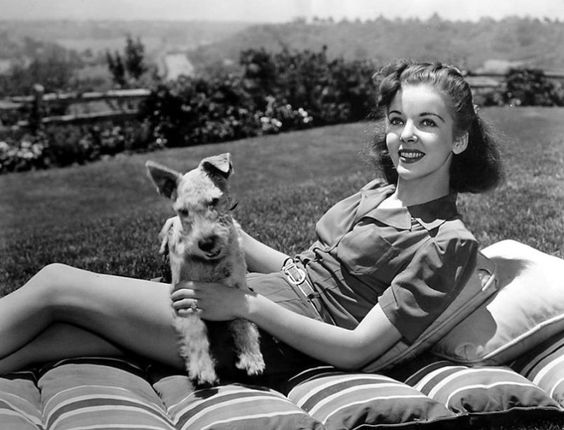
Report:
0,323,127,374
0,263,184,369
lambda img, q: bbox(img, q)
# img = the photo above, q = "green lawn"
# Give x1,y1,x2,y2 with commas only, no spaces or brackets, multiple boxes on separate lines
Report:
0,107,564,429
1,107,563,293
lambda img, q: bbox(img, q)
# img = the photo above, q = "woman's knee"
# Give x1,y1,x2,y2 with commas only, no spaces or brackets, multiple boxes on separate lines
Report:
32,263,81,305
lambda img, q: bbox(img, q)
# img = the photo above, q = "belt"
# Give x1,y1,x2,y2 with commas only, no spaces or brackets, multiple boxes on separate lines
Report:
282,259,333,323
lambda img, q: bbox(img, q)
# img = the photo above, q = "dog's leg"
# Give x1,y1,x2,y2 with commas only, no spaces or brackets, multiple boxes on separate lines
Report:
230,319,265,375
175,314,218,385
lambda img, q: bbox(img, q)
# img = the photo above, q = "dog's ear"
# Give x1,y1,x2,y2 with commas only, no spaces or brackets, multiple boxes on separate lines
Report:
145,161,182,199
200,153,233,180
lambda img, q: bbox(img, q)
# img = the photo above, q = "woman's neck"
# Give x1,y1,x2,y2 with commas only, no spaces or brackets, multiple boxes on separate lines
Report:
392,177,451,206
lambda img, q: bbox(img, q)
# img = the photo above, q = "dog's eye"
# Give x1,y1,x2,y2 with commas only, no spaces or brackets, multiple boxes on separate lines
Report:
210,198,219,207
177,208,189,217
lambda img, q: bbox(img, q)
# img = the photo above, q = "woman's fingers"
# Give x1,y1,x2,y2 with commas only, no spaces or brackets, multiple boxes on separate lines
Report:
171,298,197,310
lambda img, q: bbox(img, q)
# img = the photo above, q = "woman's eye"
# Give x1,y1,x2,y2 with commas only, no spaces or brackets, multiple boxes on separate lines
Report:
421,118,437,127
388,117,403,126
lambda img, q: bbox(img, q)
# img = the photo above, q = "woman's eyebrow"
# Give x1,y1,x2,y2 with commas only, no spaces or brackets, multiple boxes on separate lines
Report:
420,112,446,122
388,109,402,115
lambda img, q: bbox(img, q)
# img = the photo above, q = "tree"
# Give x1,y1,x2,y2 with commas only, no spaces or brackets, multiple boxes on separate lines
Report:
106,35,147,87
106,50,127,87
124,35,147,80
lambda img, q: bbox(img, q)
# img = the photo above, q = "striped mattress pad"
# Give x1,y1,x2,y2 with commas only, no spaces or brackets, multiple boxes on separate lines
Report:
2,334,564,430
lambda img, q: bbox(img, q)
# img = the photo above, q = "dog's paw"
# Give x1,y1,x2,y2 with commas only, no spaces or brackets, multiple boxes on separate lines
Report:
235,353,265,375
188,360,218,385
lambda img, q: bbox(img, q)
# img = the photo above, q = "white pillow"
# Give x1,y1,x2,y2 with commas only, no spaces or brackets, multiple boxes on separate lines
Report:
432,240,564,365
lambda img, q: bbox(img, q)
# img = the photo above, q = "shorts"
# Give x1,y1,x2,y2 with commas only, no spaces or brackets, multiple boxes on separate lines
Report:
211,271,324,391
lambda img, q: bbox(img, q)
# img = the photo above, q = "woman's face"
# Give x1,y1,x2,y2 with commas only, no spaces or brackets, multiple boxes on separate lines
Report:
385,84,466,193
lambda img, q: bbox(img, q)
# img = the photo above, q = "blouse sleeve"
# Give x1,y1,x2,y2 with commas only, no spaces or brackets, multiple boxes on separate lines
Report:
378,231,479,344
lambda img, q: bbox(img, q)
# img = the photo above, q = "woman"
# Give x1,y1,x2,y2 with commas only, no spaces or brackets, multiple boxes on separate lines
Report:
0,61,502,384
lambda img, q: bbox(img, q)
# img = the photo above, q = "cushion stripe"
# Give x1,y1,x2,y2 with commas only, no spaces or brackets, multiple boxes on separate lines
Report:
0,399,42,428
287,365,340,386
292,375,398,409
403,360,454,386
513,336,564,376
409,365,467,393
175,396,310,429
45,394,170,422
47,405,175,430
319,393,430,424
0,410,42,429
197,411,311,430
550,378,564,399
43,385,166,414
287,370,455,428
302,381,404,414
532,354,564,386
172,390,275,420
445,381,547,406
61,426,170,430
426,368,524,398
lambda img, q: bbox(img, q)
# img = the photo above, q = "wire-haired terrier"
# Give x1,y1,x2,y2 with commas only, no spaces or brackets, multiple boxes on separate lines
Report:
146,153,265,385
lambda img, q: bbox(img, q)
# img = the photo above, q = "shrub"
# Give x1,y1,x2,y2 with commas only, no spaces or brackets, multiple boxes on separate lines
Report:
503,68,564,107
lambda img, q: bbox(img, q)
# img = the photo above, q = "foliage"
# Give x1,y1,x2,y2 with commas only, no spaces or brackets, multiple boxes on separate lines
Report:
139,46,376,150
0,120,153,173
503,68,564,106
0,43,83,96
2,41,564,174
106,35,149,88
240,46,377,126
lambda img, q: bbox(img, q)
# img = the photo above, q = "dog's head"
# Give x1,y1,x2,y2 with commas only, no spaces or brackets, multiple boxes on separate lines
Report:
146,153,237,261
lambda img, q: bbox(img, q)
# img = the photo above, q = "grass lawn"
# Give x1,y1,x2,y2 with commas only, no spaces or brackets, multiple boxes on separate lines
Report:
0,107,563,429
1,106,562,292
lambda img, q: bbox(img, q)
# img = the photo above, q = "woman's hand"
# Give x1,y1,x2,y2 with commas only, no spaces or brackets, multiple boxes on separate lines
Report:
170,281,250,320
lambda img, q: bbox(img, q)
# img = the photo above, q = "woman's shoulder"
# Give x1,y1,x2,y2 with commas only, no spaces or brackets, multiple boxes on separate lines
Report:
432,217,479,252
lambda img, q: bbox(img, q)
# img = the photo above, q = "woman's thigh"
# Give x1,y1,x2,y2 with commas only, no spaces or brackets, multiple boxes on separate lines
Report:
48,264,184,368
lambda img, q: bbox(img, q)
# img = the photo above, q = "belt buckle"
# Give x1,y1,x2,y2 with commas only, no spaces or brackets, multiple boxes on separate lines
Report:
284,262,306,285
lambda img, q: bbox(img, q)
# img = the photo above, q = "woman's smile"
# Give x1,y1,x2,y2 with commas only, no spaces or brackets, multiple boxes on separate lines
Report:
398,149,425,163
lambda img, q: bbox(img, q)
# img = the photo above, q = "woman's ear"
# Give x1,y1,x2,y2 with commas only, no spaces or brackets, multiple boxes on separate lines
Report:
453,133,469,155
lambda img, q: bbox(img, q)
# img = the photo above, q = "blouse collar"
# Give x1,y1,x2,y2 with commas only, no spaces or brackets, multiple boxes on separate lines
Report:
359,182,460,231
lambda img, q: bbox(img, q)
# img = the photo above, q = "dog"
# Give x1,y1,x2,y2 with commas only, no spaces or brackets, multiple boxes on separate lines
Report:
146,153,265,385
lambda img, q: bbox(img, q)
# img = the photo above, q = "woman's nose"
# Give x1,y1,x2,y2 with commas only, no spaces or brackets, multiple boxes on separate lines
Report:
400,122,418,143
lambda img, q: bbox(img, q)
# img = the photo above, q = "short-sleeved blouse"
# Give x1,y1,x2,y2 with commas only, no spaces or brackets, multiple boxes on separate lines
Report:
296,179,479,344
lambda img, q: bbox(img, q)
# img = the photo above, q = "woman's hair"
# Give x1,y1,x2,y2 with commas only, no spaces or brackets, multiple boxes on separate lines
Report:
370,60,503,193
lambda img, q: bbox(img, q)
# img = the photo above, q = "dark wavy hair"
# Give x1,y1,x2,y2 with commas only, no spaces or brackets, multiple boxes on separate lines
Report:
370,60,503,193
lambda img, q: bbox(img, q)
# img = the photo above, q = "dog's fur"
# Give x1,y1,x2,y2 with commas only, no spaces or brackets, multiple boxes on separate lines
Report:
146,153,264,385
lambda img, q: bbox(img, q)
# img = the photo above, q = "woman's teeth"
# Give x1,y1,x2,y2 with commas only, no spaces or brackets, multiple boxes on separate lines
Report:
400,151,424,160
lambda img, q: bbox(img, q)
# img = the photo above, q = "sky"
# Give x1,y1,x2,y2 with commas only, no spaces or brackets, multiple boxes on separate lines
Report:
2,0,564,22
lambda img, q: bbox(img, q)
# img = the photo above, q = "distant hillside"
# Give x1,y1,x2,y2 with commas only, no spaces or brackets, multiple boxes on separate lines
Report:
0,20,253,60
188,16,564,72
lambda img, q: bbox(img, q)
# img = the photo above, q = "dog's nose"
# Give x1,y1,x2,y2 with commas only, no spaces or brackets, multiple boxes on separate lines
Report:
198,236,218,253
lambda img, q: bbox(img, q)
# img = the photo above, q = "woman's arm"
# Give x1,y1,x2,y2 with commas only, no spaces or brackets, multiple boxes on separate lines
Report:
239,230,290,273
172,284,402,370
246,292,402,369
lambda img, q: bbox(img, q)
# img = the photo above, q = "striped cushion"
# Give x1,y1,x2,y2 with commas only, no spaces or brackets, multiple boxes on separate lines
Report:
286,366,455,429
433,240,564,365
512,333,564,407
152,373,323,429
0,370,42,429
38,357,175,430
404,360,560,414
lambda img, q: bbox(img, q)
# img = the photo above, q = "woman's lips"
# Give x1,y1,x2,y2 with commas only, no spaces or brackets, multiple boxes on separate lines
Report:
399,149,425,164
